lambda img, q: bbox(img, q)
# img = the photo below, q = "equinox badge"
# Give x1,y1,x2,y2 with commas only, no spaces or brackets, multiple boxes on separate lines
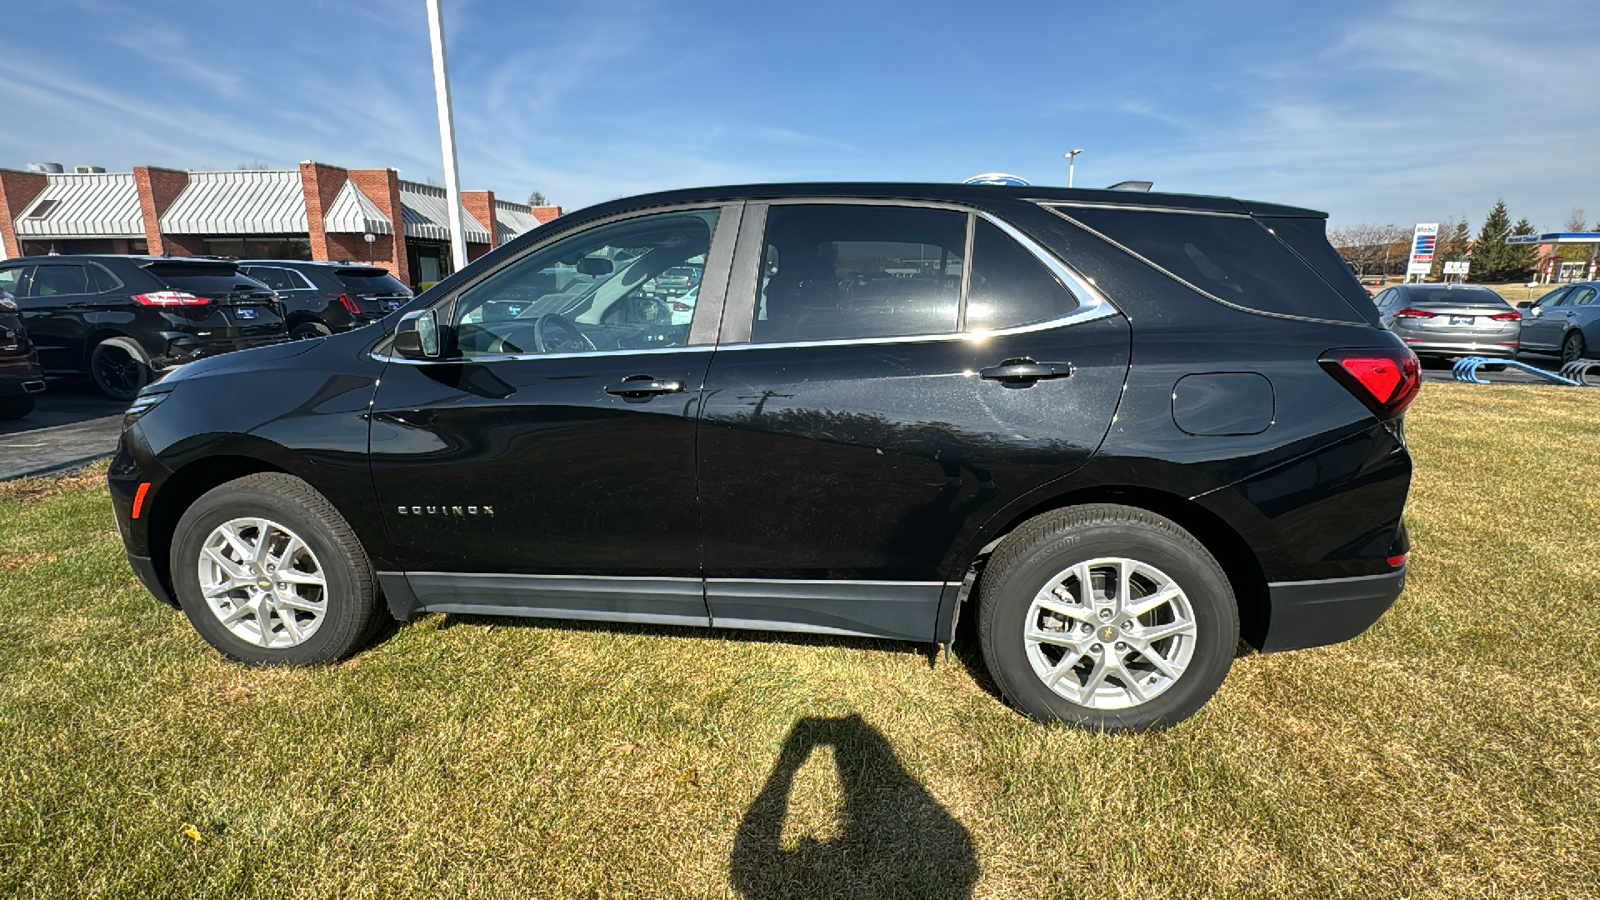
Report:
397,505,494,517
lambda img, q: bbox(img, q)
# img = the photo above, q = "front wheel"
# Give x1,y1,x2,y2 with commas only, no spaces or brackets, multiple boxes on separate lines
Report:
1562,331,1587,365
0,394,34,420
170,473,382,664
977,504,1238,731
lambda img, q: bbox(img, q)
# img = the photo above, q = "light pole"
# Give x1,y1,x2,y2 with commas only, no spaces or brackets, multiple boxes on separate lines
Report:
426,0,469,274
1064,148,1084,188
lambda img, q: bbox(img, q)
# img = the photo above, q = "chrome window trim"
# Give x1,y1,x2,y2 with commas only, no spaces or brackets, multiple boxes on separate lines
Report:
374,199,1122,363
715,209,1118,353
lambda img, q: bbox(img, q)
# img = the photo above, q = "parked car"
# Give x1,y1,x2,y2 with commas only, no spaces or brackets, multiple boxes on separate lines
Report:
109,182,1417,731
0,288,46,419
0,256,286,400
1515,281,1600,363
649,264,702,296
237,260,412,340
1372,283,1521,367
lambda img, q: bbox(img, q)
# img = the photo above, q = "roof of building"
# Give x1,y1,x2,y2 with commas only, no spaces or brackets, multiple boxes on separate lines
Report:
14,172,143,238
323,180,393,236
160,170,307,234
493,199,547,243
398,180,491,243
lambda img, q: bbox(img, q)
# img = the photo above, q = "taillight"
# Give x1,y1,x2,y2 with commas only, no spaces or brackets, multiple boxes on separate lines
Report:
1490,311,1521,321
1319,347,1421,420
670,301,692,311
1393,307,1435,319
133,291,210,306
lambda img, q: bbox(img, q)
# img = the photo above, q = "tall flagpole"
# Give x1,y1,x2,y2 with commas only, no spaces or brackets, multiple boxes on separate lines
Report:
426,0,468,273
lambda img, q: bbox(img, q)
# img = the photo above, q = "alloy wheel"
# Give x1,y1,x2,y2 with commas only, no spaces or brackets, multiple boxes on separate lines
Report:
1023,557,1198,710
197,517,328,648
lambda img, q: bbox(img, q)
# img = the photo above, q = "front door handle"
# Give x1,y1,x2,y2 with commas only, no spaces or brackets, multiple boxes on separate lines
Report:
979,358,1075,382
604,375,686,397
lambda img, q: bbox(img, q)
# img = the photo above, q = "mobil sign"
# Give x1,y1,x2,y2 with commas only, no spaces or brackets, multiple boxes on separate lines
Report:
1408,223,1439,276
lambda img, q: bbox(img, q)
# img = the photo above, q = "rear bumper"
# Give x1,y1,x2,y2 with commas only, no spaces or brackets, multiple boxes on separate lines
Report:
1399,339,1518,359
1258,569,1405,652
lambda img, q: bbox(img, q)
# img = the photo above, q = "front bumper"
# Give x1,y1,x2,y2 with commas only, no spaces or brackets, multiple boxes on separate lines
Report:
126,552,176,607
1258,569,1406,652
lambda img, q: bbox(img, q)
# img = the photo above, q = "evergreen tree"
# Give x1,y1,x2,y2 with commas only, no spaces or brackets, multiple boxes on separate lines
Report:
1468,200,1515,282
527,190,548,206
1507,217,1539,281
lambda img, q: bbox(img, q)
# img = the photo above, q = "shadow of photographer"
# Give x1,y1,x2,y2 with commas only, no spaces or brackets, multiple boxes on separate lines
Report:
731,714,977,899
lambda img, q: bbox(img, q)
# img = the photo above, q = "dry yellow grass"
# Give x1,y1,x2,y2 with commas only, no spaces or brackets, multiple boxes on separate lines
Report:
2,386,1598,898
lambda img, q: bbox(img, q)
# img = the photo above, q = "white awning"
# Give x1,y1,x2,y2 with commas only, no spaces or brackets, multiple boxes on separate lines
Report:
399,179,491,244
494,200,548,242
323,180,393,235
160,170,308,234
14,172,143,238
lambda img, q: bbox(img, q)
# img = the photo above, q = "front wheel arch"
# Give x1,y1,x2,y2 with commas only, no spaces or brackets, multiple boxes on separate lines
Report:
144,456,288,606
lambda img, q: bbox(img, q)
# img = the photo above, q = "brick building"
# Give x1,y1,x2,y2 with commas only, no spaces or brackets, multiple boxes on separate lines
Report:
0,161,561,287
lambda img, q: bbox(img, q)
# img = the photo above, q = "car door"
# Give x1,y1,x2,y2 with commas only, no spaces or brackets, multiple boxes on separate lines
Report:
1565,285,1599,349
367,202,740,626
18,262,112,371
695,201,1130,640
1521,286,1570,350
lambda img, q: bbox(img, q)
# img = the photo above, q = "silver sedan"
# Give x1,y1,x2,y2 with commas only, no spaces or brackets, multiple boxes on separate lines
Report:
1372,283,1521,366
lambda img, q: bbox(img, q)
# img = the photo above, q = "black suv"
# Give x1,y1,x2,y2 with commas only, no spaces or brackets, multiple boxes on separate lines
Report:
0,288,46,419
0,256,286,400
109,183,1418,730
237,260,412,340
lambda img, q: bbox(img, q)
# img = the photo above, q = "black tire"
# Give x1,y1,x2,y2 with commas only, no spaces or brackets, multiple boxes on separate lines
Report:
1419,356,1451,370
1562,331,1587,365
89,339,150,401
170,473,381,664
1480,363,1507,372
290,321,333,341
976,504,1238,731
0,394,33,420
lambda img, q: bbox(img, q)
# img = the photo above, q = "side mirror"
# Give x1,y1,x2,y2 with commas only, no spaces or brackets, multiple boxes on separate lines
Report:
394,309,440,359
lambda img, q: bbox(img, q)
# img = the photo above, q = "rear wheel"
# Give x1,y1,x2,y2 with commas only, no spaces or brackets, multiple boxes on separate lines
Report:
1419,356,1451,370
977,504,1238,731
89,339,150,401
0,394,33,420
290,321,333,341
170,473,381,664
1562,331,1587,365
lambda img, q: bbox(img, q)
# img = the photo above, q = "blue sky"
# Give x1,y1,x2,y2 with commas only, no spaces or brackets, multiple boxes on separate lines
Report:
2,0,1595,231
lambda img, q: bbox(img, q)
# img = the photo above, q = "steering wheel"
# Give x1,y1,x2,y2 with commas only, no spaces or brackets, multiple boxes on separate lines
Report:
532,313,594,354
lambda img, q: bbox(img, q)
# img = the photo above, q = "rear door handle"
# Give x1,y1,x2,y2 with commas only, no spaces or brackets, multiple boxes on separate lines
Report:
604,375,686,397
979,359,1075,382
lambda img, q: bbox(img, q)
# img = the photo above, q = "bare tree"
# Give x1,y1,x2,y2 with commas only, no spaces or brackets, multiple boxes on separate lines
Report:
1565,208,1589,232
236,158,271,170
1329,223,1408,279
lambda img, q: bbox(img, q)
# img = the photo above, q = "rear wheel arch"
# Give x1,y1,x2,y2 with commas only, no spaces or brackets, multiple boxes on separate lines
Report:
963,485,1270,651
81,329,151,367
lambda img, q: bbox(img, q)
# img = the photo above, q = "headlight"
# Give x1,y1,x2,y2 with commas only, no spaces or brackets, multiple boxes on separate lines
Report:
123,389,172,429
0,293,16,312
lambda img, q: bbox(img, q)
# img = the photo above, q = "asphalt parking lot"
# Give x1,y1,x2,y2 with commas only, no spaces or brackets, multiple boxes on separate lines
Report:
0,379,126,480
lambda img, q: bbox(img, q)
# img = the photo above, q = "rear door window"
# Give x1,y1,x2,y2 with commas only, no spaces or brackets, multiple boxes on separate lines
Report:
1570,286,1597,306
334,269,408,296
1052,206,1368,322
966,219,1078,330
28,264,92,297
753,204,966,343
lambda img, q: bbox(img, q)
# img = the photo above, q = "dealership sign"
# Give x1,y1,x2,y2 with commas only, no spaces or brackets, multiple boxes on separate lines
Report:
1442,260,1469,275
1407,223,1439,276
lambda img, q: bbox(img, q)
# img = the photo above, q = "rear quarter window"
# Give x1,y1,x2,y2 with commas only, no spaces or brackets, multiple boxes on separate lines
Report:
1050,206,1369,323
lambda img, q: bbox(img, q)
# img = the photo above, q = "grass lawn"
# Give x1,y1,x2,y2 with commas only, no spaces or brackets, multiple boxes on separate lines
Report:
3,382,1599,898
